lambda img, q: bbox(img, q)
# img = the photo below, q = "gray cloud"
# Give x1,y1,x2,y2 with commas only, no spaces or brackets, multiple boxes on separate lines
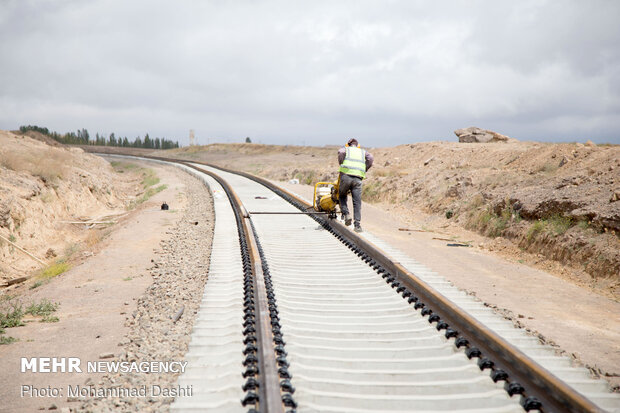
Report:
1,0,619,146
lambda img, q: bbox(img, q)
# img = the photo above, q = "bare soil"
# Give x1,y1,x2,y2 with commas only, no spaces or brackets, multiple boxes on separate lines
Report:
0,162,191,412
167,141,620,298
0,131,140,285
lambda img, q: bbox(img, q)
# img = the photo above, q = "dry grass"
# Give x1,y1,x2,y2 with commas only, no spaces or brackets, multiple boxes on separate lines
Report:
361,180,384,202
538,161,559,174
373,167,399,178
0,148,72,184
85,230,103,248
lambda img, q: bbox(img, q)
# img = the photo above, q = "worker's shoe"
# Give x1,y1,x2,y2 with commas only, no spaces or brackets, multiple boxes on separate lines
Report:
354,223,363,233
343,214,352,226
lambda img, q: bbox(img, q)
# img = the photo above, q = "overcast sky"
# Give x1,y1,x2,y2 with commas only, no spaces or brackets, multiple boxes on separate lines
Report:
1,1,619,146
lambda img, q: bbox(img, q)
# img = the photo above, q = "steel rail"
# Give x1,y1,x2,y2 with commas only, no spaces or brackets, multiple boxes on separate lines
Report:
176,161,285,413
92,151,603,412
207,164,601,413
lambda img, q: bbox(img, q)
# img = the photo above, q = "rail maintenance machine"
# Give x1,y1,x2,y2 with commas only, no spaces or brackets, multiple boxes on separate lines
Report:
312,175,341,219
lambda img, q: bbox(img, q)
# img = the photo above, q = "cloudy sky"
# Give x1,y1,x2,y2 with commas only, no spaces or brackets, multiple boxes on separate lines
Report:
1,0,619,146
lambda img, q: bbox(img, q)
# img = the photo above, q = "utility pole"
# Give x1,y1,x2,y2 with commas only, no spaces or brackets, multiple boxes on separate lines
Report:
189,129,195,146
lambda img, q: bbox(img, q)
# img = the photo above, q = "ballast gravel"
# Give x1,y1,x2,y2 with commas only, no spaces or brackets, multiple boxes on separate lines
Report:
80,172,215,412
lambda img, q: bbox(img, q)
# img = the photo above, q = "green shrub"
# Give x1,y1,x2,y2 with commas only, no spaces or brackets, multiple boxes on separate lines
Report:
25,299,59,317
0,335,17,345
0,302,24,328
488,215,509,237
549,214,572,235
577,220,591,231
527,220,547,241
30,281,44,290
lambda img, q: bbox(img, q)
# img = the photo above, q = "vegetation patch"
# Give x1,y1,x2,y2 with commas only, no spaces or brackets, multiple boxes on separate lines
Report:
538,162,559,174
111,161,140,172
0,297,22,344
0,299,25,329
548,214,573,235
488,214,509,237
25,299,59,317
29,280,45,290
0,335,17,345
121,166,167,209
0,147,71,184
525,214,573,240
39,261,70,279
0,298,60,344
577,220,592,231
527,220,547,241
465,202,523,238
141,169,160,188
64,243,81,258
130,184,168,208
361,181,384,202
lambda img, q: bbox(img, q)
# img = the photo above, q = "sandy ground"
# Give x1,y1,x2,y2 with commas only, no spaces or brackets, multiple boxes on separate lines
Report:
0,162,188,412
275,179,620,390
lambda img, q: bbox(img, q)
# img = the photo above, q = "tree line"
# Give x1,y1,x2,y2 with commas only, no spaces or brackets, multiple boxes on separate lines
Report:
19,125,180,149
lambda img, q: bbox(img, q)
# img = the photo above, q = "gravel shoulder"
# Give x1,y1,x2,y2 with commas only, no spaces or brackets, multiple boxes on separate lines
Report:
0,162,212,412
275,179,620,391
79,165,214,412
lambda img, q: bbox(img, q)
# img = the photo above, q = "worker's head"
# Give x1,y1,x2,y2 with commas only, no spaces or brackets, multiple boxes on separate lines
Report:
346,138,359,148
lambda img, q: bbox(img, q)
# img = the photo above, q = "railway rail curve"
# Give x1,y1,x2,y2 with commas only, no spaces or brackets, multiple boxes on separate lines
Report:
97,153,620,413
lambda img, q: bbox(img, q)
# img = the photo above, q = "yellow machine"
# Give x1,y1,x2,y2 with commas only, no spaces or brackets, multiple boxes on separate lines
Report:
313,176,340,219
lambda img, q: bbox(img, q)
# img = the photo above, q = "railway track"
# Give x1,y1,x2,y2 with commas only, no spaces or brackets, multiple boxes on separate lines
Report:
101,154,620,413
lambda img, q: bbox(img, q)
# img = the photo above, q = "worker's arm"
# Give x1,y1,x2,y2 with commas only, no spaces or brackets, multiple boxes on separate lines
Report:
365,151,374,171
338,147,346,165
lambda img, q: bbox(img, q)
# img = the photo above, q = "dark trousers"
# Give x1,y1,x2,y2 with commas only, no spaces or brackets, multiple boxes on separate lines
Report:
339,173,362,224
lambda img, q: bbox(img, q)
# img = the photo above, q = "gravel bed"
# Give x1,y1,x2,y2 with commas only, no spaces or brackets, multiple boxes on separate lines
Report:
80,172,215,412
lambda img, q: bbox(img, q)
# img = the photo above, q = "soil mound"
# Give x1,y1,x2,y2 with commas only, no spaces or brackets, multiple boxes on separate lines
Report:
169,140,620,292
0,130,136,284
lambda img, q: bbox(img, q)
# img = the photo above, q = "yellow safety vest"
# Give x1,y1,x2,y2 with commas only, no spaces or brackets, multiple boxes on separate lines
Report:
339,146,366,179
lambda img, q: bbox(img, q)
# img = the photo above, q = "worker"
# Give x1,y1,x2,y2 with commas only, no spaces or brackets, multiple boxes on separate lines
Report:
338,138,374,233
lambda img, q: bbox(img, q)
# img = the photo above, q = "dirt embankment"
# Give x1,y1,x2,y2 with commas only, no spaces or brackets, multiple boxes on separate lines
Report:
0,130,141,285
168,141,620,295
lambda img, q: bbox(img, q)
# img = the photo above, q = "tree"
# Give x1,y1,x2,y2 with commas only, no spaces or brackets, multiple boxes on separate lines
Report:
245,137,252,143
